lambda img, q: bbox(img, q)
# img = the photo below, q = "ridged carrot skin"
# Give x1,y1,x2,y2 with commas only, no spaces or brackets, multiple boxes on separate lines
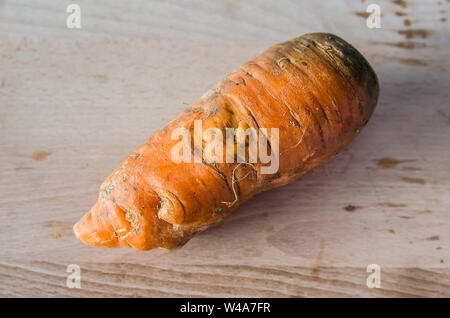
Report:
74,33,379,250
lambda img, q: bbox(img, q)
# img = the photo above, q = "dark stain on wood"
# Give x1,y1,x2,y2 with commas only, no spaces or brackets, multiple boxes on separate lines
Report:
401,176,426,184
391,0,408,8
403,19,412,26
426,235,440,241
402,166,422,171
395,11,408,16
353,11,370,18
380,41,426,49
32,150,51,161
343,204,362,212
397,29,432,39
44,221,73,238
388,229,396,234
378,202,408,208
92,74,109,84
376,157,416,168
437,110,450,125
392,57,428,66
311,240,325,277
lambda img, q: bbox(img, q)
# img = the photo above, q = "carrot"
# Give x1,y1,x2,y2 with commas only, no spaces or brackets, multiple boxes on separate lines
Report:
74,33,379,250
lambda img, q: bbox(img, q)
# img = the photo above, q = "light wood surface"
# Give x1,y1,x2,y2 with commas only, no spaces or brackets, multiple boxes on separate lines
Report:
0,0,449,297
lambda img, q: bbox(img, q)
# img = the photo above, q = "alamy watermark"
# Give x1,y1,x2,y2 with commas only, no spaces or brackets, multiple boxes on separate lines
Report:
171,120,279,174
366,4,381,29
366,264,381,288
66,264,81,288
66,4,81,29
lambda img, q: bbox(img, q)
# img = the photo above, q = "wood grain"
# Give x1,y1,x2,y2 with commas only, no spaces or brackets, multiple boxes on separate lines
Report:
0,0,449,297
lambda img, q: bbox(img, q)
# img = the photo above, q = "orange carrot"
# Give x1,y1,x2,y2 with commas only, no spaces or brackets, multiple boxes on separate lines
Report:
74,33,379,250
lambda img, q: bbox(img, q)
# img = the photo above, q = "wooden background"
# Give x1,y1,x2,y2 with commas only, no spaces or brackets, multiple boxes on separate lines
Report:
0,0,449,297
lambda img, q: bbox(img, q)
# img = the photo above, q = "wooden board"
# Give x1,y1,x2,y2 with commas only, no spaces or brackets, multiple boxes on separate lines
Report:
0,0,449,297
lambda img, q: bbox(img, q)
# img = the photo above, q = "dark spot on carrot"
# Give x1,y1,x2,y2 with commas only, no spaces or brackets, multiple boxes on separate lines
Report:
101,183,114,200
213,207,225,216
270,172,282,181
130,152,141,159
